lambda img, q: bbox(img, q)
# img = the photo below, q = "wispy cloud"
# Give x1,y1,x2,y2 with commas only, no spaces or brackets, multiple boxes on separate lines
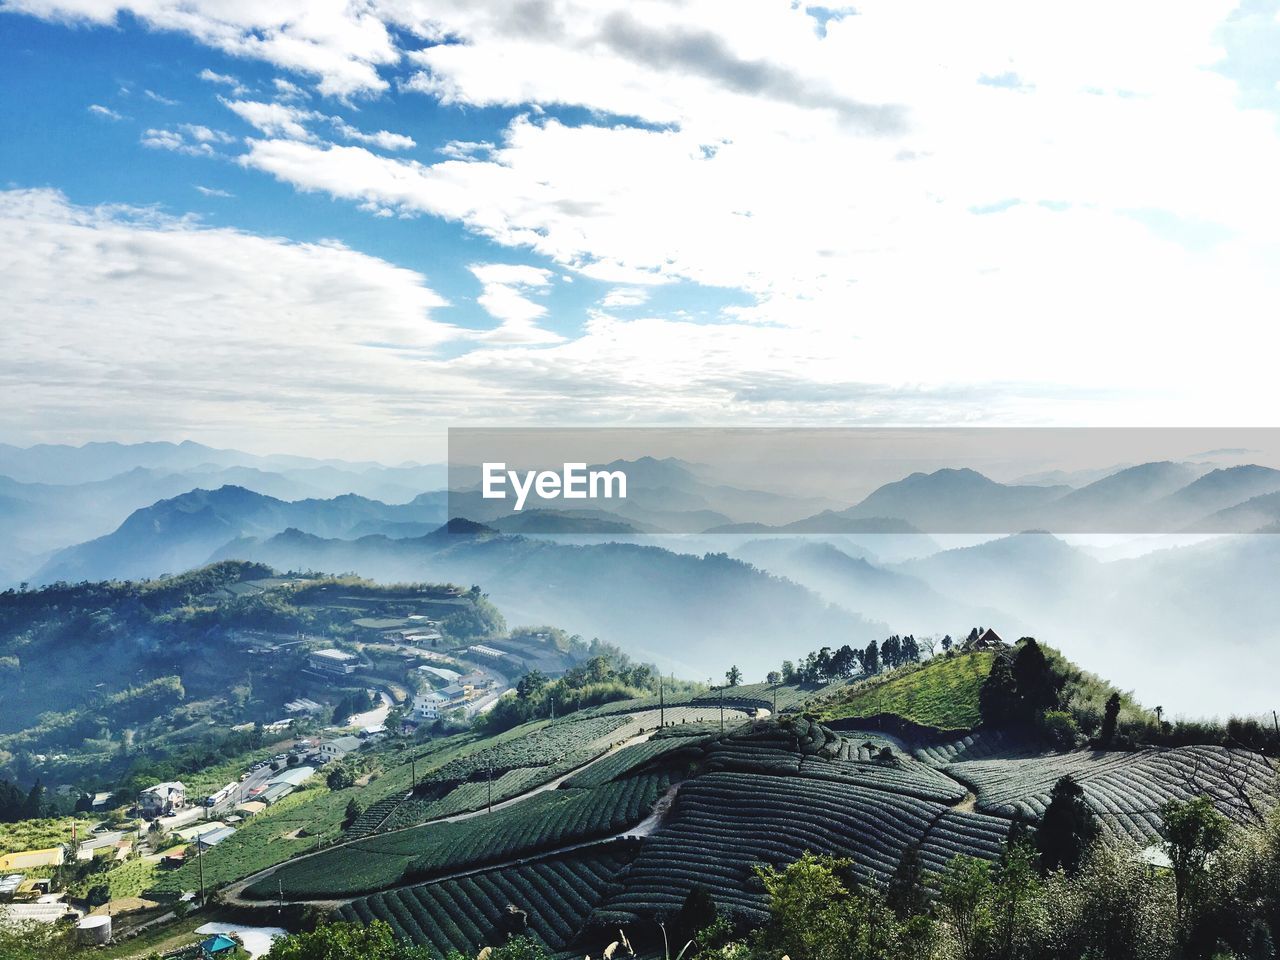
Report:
87,103,123,120
144,89,179,106
194,184,234,198
198,68,247,95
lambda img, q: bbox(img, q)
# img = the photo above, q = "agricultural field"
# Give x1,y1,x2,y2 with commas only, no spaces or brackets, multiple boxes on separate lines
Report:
596,770,1012,924
336,846,637,954
373,708,743,834
946,744,1280,843
816,652,995,731
564,735,713,788
148,734,475,896
914,728,1041,768
245,772,670,900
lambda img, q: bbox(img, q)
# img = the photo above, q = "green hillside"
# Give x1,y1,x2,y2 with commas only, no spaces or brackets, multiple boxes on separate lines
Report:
817,651,995,730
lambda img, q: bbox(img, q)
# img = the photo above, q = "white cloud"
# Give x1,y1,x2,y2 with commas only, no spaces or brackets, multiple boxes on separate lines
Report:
272,77,309,101
87,103,123,120
331,118,415,151
141,128,211,155
220,98,319,140
601,287,649,308
144,88,179,105
181,124,234,144
467,262,561,344
194,184,234,198
0,188,457,449
198,68,247,95
4,0,400,97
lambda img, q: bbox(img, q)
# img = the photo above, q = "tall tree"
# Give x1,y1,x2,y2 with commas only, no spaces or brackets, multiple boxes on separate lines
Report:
979,656,1019,726
725,665,743,687
1035,775,1099,873
1099,692,1122,746
862,640,881,675
1011,638,1060,721
1161,796,1230,938
881,635,902,669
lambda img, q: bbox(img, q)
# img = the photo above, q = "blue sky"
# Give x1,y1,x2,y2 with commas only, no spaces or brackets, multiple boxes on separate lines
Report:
2,1,1279,459
0,13,746,344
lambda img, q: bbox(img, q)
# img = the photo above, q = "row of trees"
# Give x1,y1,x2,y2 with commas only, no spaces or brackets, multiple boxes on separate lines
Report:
781,634,926,685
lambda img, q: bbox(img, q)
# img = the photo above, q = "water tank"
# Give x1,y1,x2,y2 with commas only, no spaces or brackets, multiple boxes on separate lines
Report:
76,914,112,945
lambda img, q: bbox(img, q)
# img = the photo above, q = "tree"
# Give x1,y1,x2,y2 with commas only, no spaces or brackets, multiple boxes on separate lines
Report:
901,635,921,663
327,766,354,791
265,920,436,960
1036,775,1099,873
887,846,927,920
831,644,859,679
766,670,782,685
861,640,881,676
881,635,902,669
671,885,718,946
780,660,796,683
754,851,932,960
941,634,953,652
1162,795,1231,937
979,656,1019,726
1011,638,1059,720
1099,692,1121,746
516,670,547,700
343,798,363,830
86,883,111,907
725,665,743,687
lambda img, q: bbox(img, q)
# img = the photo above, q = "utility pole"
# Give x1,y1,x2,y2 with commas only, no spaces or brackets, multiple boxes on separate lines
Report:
487,758,493,813
1272,710,1279,737
411,756,416,792
277,879,283,913
196,838,205,906
719,687,725,734
659,677,664,728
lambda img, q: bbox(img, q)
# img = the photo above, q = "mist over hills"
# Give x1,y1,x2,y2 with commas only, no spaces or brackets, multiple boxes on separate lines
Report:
204,524,885,680
7,444,1280,713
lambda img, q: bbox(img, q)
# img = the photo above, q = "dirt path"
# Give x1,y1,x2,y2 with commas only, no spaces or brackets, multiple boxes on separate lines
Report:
952,790,978,813
220,730,661,910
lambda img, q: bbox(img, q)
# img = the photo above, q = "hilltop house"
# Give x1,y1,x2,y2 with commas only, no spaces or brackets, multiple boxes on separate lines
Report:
138,781,186,817
963,628,1005,652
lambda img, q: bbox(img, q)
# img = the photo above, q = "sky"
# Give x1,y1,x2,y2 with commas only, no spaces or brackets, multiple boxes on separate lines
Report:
2,0,1280,461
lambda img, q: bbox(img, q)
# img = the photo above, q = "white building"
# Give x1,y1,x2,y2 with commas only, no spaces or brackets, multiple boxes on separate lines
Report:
308,648,357,675
319,735,363,760
412,690,450,721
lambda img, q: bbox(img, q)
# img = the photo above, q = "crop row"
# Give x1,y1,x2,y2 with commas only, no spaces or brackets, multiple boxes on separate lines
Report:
948,745,1280,843
336,847,635,954
915,729,1038,768
702,726,966,804
599,771,1010,923
565,736,712,788
249,773,669,900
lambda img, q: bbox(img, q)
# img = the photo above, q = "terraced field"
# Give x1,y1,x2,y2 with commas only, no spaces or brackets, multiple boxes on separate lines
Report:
246,772,669,900
336,846,637,954
372,708,742,834
947,744,1280,843
596,771,1012,924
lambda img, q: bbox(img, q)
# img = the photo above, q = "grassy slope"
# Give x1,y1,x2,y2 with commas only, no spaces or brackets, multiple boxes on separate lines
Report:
817,652,995,730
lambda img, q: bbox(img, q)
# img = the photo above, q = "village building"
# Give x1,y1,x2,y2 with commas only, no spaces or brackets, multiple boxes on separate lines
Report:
308,647,358,675
319,735,363,761
137,780,187,817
